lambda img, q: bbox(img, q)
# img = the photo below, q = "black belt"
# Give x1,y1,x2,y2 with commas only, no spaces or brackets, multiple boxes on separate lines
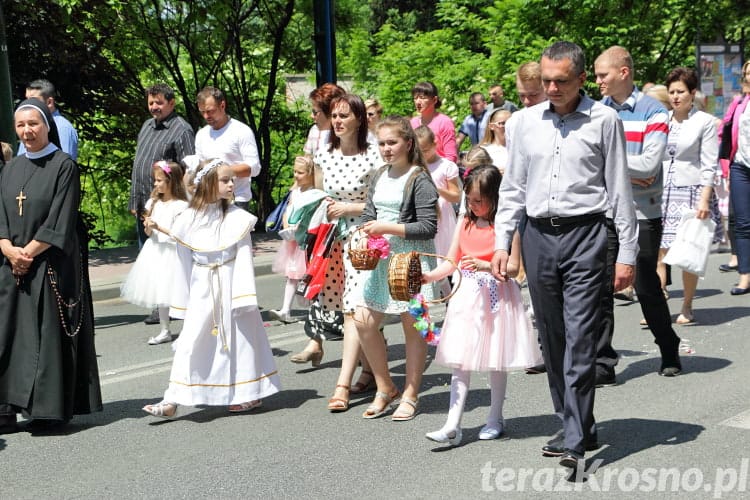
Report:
528,212,604,228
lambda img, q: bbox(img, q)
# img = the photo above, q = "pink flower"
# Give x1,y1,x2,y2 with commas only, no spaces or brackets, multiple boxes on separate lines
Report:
367,235,390,259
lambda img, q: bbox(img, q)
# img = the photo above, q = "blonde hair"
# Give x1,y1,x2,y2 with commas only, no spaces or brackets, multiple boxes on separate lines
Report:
480,109,511,145
1,142,11,162
293,156,315,185
462,145,493,172
645,84,670,110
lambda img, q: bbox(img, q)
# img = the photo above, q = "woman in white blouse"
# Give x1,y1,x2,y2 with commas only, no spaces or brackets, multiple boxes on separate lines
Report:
658,67,719,324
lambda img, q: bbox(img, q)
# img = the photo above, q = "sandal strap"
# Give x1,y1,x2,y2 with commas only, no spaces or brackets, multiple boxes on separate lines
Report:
398,397,418,410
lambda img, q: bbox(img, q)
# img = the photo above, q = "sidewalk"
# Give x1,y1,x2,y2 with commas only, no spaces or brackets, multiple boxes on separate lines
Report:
88,231,282,302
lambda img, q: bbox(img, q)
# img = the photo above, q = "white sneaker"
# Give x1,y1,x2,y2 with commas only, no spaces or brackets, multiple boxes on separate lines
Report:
148,330,172,345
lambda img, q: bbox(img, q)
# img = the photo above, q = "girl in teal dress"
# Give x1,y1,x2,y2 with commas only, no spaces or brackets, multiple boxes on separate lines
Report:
355,115,439,421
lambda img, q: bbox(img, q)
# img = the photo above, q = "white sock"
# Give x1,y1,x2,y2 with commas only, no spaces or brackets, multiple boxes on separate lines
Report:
443,369,470,432
158,306,170,332
280,279,298,314
486,370,508,428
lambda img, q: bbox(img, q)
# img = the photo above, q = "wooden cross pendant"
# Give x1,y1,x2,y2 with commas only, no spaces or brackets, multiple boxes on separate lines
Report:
16,190,26,216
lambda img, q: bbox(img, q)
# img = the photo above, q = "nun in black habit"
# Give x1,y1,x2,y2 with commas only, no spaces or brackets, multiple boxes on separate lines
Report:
0,98,102,433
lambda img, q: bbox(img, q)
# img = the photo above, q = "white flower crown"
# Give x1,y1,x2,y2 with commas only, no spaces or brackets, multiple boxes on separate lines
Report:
193,159,225,185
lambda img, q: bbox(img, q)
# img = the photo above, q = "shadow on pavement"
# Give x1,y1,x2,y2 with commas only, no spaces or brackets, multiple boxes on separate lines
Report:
617,355,731,386
591,418,705,467
95,314,155,329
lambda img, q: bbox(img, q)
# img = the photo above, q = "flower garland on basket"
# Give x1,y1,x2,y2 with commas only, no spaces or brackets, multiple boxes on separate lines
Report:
408,293,440,346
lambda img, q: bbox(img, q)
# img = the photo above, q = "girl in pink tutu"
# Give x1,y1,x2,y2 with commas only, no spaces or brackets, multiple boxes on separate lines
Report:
421,166,541,446
269,157,314,323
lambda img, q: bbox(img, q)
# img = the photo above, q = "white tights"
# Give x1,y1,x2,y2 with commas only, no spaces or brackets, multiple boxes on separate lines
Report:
279,279,299,314
441,369,508,432
158,305,170,332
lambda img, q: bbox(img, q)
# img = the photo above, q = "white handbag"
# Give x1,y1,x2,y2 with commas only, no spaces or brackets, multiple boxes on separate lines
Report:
663,210,716,276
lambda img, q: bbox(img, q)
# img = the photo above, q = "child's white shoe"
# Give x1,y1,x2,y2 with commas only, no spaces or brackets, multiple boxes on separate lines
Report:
269,309,293,323
425,427,462,446
148,330,172,345
478,419,505,440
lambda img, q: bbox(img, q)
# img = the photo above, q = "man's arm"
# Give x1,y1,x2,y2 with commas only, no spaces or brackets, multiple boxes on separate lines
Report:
626,108,668,179
238,128,261,178
605,114,638,266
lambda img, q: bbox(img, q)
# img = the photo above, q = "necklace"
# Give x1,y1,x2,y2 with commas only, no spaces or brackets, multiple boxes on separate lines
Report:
16,163,40,216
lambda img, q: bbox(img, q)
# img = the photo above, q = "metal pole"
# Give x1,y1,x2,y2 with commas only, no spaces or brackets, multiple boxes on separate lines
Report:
313,0,336,87
0,4,16,150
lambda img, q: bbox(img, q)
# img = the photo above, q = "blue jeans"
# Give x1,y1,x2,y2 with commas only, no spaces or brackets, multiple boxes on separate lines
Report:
730,163,750,274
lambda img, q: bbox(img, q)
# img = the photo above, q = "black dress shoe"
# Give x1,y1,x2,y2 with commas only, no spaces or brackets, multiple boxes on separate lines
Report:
542,435,599,457
0,414,18,435
24,419,69,434
525,363,546,374
143,308,160,325
730,287,750,296
719,264,739,272
560,451,582,469
595,367,617,388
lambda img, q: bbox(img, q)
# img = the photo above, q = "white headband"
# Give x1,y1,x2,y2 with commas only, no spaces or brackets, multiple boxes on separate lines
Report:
193,159,225,185
16,103,50,130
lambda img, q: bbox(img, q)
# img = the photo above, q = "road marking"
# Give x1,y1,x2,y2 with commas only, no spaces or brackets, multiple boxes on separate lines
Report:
719,409,750,430
100,331,307,386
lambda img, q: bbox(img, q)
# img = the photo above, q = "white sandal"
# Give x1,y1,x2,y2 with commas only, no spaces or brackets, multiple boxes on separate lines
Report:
142,400,178,419
228,400,262,413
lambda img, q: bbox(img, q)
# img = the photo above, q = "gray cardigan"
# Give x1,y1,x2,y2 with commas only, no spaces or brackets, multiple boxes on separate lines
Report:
361,165,438,240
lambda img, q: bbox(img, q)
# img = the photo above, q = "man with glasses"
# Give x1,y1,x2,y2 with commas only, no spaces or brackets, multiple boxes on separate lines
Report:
492,41,637,468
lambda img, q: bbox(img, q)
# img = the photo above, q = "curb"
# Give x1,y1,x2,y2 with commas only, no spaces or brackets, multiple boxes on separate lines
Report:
91,260,276,303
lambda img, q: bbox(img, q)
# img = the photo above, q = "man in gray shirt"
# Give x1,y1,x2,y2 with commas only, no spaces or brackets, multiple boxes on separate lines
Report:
492,41,637,468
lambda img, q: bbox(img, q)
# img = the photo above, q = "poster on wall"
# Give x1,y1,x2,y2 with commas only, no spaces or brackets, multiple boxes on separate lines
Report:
698,43,743,119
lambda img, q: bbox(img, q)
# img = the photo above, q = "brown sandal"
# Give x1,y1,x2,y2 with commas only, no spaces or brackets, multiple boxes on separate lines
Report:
350,370,376,394
327,384,350,412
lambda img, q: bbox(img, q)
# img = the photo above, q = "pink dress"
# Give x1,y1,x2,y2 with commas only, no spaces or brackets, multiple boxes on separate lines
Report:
271,188,307,280
411,113,458,162
435,221,542,372
427,157,459,257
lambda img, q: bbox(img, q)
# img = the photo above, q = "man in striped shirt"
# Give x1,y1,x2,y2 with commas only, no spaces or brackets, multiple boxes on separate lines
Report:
129,83,195,248
594,46,682,384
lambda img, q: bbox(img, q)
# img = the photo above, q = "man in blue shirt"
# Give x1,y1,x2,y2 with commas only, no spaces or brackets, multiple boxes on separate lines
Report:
21,79,78,160
456,92,488,149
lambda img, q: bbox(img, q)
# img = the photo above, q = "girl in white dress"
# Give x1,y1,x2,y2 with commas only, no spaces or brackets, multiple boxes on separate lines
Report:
142,159,281,418
121,160,188,345
423,166,541,445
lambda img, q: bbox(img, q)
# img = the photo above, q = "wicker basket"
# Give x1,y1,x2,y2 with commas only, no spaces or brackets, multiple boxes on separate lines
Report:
347,229,381,271
387,251,461,303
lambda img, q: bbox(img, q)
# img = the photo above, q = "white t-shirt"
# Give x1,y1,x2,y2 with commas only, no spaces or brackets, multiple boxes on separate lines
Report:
195,118,260,202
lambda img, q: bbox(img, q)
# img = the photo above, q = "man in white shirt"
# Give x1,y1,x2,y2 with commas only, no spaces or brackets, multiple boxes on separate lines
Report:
195,87,260,211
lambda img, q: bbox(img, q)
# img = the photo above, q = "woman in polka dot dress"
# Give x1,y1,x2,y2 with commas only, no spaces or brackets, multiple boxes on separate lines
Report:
422,166,541,445
311,94,383,411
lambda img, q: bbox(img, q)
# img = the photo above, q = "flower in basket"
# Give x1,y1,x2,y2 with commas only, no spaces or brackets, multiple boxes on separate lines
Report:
367,235,390,259
408,293,441,346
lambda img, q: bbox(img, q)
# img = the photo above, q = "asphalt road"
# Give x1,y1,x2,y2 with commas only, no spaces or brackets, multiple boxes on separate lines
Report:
2,253,750,499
